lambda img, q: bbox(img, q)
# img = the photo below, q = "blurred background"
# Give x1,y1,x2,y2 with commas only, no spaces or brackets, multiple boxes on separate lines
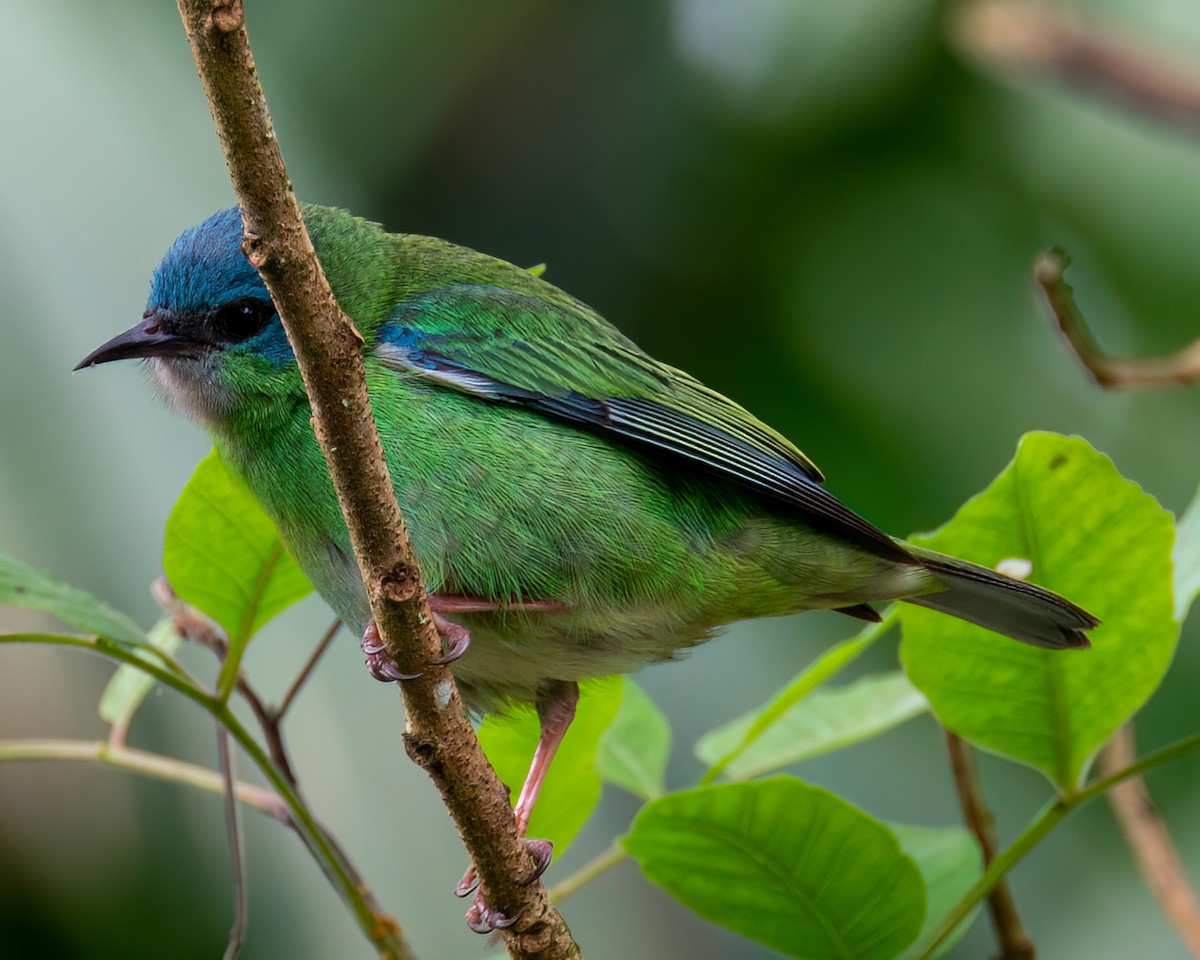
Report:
2,0,1199,957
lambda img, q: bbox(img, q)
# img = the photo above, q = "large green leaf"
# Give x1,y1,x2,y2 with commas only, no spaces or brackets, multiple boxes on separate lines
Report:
696,671,927,780
624,778,925,960
164,449,312,694
0,550,144,646
477,676,622,856
891,824,983,959
596,678,671,801
899,432,1176,790
1174,484,1200,622
699,615,892,783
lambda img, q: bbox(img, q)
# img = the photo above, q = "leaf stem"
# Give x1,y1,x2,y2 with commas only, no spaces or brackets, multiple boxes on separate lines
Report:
913,731,1200,959
550,843,629,903
699,611,895,786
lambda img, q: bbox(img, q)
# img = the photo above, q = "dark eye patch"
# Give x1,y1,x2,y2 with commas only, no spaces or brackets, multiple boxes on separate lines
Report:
210,298,275,344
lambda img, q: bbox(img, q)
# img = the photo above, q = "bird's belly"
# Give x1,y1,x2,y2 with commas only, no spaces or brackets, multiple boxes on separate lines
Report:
447,605,717,714
281,525,716,712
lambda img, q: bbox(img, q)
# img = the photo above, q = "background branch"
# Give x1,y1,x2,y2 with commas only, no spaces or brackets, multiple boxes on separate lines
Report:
953,0,1200,133
1031,248,1200,957
944,731,1036,960
1101,724,1200,959
1034,249,1200,388
173,2,577,955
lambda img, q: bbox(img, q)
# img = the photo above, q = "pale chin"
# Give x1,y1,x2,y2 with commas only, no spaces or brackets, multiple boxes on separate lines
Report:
147,354,233,428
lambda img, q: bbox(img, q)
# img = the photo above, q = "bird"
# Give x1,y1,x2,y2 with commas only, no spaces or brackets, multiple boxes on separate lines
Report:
77,203,1097,929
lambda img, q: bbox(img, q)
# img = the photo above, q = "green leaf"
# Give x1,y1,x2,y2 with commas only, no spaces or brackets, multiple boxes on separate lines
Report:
699,615,893,784
1174,484,1200,622
624,778,925,960
899,432,1177,790
99,617,183,728
596,678,671,801
164,449,312,696
696,671,927,780
0,550,144,646
890,824,983,959
477,677,622,856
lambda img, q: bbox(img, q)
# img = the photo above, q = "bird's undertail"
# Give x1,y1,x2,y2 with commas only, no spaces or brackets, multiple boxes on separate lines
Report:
903,547,1098,650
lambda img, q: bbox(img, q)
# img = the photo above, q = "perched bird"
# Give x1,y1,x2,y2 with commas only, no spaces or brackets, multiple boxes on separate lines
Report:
78,205,1097,925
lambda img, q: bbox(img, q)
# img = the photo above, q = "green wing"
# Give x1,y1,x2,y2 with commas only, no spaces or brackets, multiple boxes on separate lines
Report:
376,283,911,563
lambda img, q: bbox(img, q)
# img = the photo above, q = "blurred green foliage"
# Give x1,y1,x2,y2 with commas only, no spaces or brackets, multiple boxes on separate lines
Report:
2,1,1200,958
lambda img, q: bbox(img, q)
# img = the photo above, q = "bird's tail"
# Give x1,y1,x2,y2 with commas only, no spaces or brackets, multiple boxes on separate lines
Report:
903,546,1098,650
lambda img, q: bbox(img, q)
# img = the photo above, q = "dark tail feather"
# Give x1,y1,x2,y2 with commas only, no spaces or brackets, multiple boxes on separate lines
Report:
904,549,1099,650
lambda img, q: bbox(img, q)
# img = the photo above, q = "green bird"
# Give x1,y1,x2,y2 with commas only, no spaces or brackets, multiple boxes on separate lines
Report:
78,204,1096,928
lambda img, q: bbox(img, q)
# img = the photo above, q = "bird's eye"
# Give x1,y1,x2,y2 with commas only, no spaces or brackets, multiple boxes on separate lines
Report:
211,299,274,344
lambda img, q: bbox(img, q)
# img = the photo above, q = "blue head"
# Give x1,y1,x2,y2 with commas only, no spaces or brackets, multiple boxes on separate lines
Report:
77,207,301,427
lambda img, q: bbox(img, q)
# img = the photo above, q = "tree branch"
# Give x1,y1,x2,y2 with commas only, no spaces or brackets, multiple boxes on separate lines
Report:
173,3,577,956
1100,724,1200,959
1034,249,1200,388
953,0,1200,133
944,731,1036,960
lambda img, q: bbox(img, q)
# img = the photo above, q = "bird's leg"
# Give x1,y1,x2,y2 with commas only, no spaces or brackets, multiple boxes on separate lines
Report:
461,680,579,933
362,595,567,683
515,680,579,834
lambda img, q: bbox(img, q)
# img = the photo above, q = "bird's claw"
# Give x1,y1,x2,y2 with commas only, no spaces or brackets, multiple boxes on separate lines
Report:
361,621,423,682
361,613,472,682
466,899,524,934
430,614,470,665
454,866,479,899
521,838,553,884
454,836,552,904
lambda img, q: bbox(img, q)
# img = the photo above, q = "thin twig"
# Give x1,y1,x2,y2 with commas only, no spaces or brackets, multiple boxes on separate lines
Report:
0,736,287,821
1034,249,1200,388
173,3,578,956
274,618,341,721
1101,724,1200,958
953,0,1200,134
944,731,1036,960
218,727,249,960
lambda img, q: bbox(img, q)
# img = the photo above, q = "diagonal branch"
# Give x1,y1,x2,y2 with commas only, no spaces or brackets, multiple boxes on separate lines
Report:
1101,724,1200,959
173,2,578,957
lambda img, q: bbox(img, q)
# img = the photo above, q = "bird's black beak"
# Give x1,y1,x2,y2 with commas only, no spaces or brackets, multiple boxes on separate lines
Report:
74,310,203,371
